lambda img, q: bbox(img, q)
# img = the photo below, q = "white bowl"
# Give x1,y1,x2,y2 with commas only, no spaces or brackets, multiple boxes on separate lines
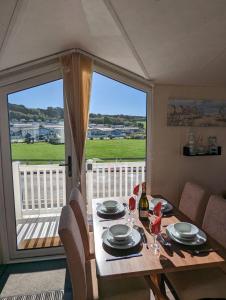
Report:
108,224,132,241
102,200,118,212
151,198,168,208
174,222,199,239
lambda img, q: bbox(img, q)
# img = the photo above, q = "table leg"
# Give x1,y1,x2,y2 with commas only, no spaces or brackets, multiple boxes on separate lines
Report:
149,274,168,300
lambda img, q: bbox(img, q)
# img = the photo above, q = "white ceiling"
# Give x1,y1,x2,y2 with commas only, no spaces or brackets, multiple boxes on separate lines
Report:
1,0,226,85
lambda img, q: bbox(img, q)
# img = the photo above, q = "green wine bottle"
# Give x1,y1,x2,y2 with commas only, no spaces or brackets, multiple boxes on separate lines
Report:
138,183,149,221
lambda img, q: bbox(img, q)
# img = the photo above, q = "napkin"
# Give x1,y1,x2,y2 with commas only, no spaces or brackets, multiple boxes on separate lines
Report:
151,216,162,234
129,197,136,210
153,202,162,216
133,184,139,195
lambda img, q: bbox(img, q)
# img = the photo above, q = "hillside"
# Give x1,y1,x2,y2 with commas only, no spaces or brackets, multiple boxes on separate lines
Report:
8,103,146,126
8,103,64,122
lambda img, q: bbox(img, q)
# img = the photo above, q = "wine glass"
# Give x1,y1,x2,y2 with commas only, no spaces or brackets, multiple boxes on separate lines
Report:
128,196,136,226
149,213,162,254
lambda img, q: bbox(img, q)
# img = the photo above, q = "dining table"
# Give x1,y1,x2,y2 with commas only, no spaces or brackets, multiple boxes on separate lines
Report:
92,197,226,300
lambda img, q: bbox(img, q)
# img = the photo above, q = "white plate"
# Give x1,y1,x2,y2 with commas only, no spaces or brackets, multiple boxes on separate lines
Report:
97,203,124,215
151,198,168,207
149,201,173,213
166,224,207,246
172,230,195,241
102,228,141,249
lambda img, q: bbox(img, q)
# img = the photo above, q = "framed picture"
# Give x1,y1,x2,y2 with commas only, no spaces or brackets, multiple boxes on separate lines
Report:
167,99,226,127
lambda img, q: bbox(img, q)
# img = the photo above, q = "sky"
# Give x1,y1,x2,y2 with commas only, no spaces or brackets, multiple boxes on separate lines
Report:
8,72,146,116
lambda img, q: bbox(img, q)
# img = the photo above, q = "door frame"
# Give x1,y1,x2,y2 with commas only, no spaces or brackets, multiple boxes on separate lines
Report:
0,69,72,261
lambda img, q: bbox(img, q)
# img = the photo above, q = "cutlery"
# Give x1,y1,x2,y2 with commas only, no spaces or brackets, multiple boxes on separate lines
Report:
106,253,142,261
188,248,219,256
158,234,172,248
141,232,149,249
99,217,125,222
136,227,149,249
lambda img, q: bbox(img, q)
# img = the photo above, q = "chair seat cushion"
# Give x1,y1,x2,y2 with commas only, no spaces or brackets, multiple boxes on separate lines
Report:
99,276,150,300
166,267,226,300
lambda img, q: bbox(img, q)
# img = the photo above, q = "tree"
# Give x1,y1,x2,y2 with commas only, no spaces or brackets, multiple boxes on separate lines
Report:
137,122,144,129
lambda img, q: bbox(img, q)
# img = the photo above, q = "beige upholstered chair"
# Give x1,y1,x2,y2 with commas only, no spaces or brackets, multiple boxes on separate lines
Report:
202,195,226,248
165,195,226,300
179,182,208,225
59,205,151,300
69,188,94,260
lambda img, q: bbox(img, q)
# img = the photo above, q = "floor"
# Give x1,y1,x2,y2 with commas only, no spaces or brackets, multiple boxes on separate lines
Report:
0,259,175,299
16,215,62,249
0,259,66,297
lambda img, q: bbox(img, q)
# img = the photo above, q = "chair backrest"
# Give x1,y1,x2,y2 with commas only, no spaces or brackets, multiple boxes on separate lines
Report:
59,205,87,300
179,182,208,225
202,195,226,248
69,188,90,260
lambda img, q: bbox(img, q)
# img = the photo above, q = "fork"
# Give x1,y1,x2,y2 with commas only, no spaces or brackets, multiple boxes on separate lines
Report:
158,234,172,248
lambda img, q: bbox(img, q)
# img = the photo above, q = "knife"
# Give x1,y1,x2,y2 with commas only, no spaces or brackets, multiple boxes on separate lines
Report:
189,248,219,255
106,253,142,261
141,232,149,249
99,217,125,222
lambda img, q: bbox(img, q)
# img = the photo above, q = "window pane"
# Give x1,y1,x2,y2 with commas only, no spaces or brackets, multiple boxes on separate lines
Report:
8,79,65,250
86,72,147,212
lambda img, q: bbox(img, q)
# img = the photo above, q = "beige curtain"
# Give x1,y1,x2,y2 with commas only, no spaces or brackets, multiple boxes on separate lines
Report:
60,52,93,188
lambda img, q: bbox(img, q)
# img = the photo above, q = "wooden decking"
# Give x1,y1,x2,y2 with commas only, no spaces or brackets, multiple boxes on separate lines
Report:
17,215,62,250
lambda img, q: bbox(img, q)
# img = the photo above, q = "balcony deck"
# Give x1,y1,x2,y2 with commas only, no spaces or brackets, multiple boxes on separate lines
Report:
17,215,62,250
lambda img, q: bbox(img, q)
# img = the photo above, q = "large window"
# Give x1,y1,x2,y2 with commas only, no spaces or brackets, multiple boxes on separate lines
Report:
86,72,147,210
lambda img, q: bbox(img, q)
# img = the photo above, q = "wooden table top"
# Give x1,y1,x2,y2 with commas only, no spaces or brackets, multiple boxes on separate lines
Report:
92,198,225,279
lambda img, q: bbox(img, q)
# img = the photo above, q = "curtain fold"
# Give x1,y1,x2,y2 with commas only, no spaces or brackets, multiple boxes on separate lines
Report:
60,52,93,188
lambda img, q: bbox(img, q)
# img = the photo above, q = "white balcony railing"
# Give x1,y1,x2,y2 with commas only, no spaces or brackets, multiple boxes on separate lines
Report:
86,160,145,198
12,160,146,219
13,162,66,218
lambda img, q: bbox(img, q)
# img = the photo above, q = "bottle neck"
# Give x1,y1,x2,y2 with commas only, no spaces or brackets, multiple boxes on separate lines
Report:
141,191,146,198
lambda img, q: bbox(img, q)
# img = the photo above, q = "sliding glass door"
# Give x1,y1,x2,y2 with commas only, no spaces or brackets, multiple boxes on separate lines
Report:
0,71,73,259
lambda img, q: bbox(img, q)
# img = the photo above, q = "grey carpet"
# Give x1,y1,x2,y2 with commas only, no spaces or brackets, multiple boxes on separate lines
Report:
0,269,65,297
0,289,63,300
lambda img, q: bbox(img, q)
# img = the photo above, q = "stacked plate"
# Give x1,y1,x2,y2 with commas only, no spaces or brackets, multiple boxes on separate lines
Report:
149,198,173,214
97,200,124,216
166,222,207,246
102,224,141,249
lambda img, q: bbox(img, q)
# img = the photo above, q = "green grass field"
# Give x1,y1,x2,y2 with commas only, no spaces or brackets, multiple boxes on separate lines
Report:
11,139,146,163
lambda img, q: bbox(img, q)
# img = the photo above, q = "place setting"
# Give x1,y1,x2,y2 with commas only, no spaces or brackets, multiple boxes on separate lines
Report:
165,222,207,247
96,200,125,220
102,223,143,261
149,197,173,216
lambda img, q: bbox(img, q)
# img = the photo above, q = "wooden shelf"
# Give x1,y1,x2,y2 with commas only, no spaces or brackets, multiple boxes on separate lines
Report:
183,146,221,156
